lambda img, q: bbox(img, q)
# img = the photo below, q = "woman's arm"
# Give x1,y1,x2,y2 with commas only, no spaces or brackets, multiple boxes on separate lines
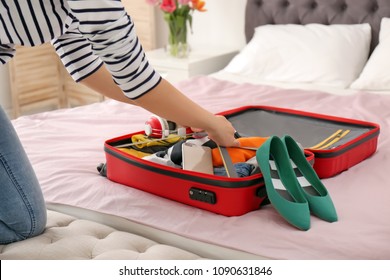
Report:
81,64,239,147
64,0,238,147
80,64,137,105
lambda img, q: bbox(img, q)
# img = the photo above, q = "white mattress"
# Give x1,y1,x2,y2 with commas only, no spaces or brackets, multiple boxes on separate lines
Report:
0,209,206,260
46,203,263,260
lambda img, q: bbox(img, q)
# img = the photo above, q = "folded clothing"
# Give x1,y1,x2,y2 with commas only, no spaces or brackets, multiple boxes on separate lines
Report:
214,162,256,177
128,134,183,154
125,136,269,172
131,134,182,148
142,153,182,169
211,137,269,167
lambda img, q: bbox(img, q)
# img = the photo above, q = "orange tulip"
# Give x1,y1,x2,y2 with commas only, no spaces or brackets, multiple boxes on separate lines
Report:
191,0,206,12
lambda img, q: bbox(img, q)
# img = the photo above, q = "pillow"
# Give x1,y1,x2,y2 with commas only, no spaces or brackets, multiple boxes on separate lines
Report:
350,18,390,91
223,23,371,88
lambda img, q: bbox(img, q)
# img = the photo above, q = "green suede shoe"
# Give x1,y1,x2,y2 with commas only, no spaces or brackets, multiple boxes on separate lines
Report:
282,135,338,223
256,136,310,230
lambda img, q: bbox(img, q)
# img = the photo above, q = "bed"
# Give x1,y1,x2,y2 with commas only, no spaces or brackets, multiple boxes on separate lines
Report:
2,0,390,260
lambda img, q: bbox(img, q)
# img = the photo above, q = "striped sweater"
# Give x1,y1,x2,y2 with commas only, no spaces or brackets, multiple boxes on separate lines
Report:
0,0,161,99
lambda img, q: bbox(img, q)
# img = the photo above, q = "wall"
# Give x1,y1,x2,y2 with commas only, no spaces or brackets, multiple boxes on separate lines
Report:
189,0,247,50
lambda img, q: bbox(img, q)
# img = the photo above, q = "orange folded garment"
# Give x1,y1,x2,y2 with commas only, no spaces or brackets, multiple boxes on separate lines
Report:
211,137,269,167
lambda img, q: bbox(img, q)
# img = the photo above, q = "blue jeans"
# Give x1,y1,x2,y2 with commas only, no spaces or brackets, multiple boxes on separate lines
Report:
0,106,46,244
214,162,255,177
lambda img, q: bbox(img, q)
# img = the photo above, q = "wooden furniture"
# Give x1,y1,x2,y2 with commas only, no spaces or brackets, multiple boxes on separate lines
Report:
9,44,66,117
9,1,156,118
124,0,156,51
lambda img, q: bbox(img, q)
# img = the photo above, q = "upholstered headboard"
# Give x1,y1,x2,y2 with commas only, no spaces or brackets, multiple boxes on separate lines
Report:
245,0,390,53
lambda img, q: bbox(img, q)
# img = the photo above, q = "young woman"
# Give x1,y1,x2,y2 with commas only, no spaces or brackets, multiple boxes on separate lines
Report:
0,0,239,244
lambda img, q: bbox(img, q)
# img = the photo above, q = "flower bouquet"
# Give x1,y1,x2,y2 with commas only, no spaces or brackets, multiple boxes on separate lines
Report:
146,0,206,58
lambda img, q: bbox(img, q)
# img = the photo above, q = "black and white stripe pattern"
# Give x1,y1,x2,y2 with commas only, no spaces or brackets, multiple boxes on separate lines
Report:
0,0,160,99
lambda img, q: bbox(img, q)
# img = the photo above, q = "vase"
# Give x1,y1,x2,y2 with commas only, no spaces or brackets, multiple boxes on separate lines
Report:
164,14,190,58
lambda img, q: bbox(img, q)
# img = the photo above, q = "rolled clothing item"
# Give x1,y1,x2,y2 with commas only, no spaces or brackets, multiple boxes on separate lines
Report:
131,134,182,148
212,137,269,167
166,137,216,165
142,153,182,169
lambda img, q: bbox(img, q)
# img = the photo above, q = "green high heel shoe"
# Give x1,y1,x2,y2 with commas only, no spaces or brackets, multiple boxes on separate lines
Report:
256,136,310,230
282,135,338,223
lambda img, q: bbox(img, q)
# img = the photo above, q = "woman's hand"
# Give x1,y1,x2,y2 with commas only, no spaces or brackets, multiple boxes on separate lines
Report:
192,115,240,147
83,71,242,147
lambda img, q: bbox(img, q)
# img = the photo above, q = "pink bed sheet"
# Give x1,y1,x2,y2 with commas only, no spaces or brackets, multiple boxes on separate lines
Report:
13,76,390,259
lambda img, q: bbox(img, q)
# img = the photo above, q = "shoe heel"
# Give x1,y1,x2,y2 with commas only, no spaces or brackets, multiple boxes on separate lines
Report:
256,136,310,230
282,135,338,222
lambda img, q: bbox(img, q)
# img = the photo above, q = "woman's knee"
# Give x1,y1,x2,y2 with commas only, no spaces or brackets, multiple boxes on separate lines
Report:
32,208,47,237
0,210,47,244
19,199,47,240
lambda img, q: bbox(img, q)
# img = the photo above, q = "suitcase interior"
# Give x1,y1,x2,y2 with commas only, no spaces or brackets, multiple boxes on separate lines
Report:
225,106,378,149
223,105,380,178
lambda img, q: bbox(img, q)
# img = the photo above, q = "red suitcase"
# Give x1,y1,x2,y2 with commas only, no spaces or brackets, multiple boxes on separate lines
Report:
102,105,379,216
